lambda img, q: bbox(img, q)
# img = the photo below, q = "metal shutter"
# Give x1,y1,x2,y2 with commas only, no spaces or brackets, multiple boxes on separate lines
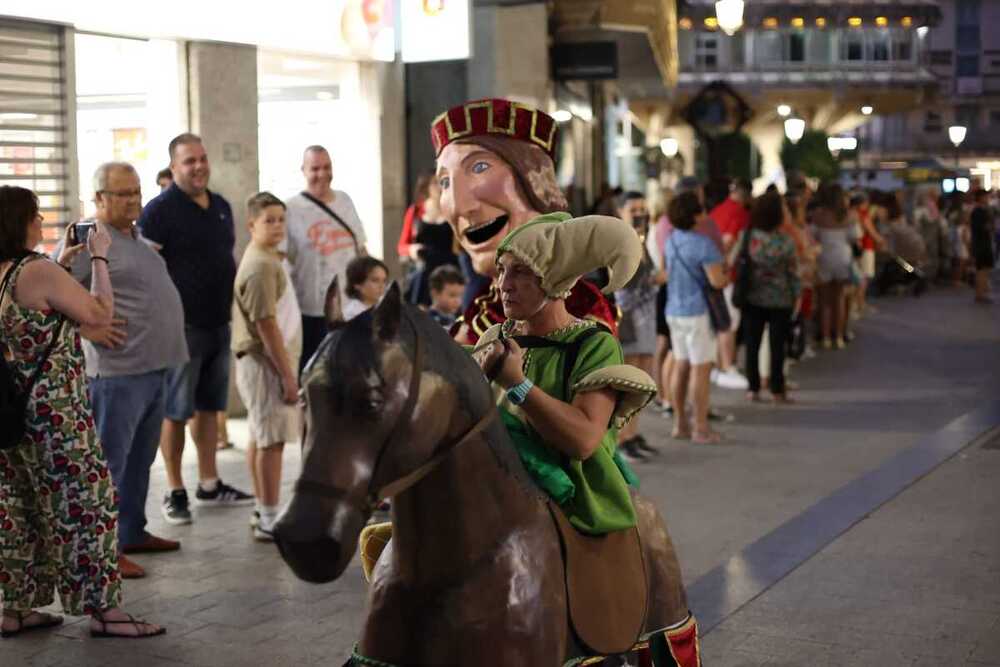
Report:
0,20,74,252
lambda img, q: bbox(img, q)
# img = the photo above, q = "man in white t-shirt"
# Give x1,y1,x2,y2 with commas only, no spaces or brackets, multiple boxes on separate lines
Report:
284,145,367,371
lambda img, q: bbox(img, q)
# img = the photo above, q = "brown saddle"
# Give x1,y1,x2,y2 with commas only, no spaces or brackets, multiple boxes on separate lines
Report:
547,502,648,656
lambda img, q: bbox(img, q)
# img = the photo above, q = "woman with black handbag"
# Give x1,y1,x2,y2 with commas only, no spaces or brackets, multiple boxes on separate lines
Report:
664,192,729,444
0,186,163,639
737,192,802,403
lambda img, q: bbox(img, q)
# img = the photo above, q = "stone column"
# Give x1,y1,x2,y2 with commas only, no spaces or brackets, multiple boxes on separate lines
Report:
378,59,408,278
186,41,260,254
468,3,550,107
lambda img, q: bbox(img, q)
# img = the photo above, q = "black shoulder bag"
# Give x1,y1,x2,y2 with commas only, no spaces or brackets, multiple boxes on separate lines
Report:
300,192,363,256
0,254,66,449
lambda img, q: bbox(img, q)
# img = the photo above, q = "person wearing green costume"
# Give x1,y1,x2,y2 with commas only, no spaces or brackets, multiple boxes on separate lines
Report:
472,213,659,534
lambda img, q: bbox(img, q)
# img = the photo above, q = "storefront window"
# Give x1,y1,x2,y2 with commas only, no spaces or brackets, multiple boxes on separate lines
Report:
257,49,383,255
75,34,186,217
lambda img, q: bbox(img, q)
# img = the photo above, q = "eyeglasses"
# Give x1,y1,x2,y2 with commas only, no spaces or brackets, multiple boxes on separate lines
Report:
100,189,142,200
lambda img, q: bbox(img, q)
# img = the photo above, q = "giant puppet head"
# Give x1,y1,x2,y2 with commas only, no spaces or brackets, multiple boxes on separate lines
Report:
432,99,567,277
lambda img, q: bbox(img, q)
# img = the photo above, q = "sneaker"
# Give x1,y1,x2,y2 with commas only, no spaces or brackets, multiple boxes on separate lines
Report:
249,510,260,529
618,439,647,464
835,338,846,350
161,489,192,525
715,368,750,390
253,521,274,542
194,480,255,507
821,338,832,350
660,404,675,418
633,435,659,456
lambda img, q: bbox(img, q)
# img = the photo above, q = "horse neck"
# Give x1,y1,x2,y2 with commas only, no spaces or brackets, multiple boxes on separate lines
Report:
389,419,536,583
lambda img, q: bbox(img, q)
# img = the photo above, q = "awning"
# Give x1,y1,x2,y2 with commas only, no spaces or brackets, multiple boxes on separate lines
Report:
552,0,678,88
678,0,942,29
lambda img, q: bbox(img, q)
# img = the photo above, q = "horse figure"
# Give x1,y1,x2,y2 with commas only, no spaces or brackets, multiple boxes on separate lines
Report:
273,284,695,666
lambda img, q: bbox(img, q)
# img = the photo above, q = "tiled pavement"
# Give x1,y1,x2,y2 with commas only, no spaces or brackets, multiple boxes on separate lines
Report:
4,281,1000,666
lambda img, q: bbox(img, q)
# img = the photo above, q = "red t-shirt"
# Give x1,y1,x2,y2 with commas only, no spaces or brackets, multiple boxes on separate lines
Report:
710,198,750,240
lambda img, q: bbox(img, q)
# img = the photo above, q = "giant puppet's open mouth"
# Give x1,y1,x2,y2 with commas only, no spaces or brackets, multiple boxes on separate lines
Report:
463,215,509,245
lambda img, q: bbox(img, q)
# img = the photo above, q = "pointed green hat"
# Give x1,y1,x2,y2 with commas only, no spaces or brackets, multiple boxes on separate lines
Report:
496,212,643,299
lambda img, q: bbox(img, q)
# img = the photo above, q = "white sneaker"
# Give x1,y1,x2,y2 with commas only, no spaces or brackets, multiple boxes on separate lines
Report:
254,515,276,542
715,368,749,390
710,368,720,384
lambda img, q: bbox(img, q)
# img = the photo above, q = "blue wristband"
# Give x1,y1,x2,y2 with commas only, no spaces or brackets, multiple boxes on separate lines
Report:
506,378,534,406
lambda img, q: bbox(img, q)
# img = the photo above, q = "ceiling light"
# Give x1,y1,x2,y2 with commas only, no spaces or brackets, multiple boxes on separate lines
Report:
704,17,719,30
917,26,929,38
815,17,827,28
848,17,863,27
763,17,779,29
875,17,889,27
282,58,323,71
552,109,573,123
791,17,805,28
715,0,744,36
777,104,792,117
901,16,913,27
948,125,967,147
679,17,693,30
861,105,874,115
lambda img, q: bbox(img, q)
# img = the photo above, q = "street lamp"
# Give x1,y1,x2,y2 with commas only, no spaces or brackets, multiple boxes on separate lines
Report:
660,137,679,158
861,105,874,116
949,124,967,167
777,104,791,117
715,0,744,36
784,117,806,144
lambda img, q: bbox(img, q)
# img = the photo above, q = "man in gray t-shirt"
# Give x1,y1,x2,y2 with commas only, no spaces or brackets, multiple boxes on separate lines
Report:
54,162,188,577
284,145,367,371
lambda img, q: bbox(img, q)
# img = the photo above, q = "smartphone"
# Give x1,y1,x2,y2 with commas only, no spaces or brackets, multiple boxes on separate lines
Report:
74,221,95,245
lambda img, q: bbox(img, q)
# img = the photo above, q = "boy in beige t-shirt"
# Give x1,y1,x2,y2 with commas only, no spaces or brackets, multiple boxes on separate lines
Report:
232,192,301,540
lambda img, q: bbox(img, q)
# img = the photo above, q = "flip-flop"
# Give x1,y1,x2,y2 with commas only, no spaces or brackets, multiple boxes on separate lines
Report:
90,612,166,639
1,611,64,638
692,430,723,445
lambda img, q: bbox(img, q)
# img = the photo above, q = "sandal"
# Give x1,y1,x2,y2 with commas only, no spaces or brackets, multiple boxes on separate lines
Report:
692,429,723,445
1,610,64,638
90,610,165,639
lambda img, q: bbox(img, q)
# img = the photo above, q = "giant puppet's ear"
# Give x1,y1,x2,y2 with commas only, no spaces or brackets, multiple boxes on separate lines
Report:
372,282,402,342
324,275,344,331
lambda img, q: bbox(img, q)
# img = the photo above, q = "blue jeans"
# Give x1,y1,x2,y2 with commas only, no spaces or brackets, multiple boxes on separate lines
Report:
89,370,167,547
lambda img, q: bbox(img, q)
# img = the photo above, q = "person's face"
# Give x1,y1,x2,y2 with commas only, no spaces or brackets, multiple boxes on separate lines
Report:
302,149,333,193
437,142,541,277
357,266,388,305
157,176,172,192
26,210,43,249
170,141,210,195
496,252,547,321
618,197,649,231
431,282,464,315
95,168,142,226
249,204,287,248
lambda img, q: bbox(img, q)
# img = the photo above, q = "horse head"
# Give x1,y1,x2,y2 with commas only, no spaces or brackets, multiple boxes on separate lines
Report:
273,282,495,583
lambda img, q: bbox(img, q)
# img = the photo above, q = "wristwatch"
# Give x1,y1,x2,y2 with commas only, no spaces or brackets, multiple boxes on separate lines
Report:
506,378,534,406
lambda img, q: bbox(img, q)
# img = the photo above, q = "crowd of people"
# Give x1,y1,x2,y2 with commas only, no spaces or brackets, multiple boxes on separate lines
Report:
0,118,996,643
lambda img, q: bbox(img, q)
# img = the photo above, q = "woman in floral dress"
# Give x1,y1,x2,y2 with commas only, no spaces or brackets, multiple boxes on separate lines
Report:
0,185,163,639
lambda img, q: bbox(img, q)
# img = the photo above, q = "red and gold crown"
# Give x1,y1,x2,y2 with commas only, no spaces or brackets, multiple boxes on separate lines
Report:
430,98,558,160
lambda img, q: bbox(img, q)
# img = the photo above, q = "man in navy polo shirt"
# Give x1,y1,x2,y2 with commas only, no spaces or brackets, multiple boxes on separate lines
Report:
139,132,253,525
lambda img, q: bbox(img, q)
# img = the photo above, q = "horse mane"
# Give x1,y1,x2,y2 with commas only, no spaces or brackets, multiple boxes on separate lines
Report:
325,304,540,497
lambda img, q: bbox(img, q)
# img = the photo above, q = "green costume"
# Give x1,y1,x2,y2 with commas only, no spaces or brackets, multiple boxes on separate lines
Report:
478,213,657,534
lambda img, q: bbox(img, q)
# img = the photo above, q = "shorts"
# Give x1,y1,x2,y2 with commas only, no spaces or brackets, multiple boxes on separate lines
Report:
666,313,717,365
235,354,301,447
861,249,876,279
164,324,231,421
723,284,741,331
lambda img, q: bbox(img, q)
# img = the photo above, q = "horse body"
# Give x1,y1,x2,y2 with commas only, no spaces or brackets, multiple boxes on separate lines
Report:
360,437,568,665
274,286,692,666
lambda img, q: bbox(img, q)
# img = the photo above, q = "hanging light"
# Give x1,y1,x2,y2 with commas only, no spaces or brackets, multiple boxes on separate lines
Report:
861,105,874,116
784,117,806,144
715,0,744,36
948,125,967,147
777,104,792,117
660,137,679,158
552,109,573,123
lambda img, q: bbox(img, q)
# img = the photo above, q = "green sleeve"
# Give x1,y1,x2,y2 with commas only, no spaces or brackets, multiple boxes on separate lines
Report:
568,331,623,399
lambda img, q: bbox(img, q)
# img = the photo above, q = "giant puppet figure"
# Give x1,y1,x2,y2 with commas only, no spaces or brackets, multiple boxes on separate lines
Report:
273,99,700,667
431,99,618,344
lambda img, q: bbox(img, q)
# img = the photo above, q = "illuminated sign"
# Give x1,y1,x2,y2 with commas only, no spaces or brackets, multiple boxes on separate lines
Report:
400,0,471,62
0,0,395,61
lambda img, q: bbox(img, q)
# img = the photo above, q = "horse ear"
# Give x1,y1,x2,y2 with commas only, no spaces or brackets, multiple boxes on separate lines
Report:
324,276,344,330
372,282,402,341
